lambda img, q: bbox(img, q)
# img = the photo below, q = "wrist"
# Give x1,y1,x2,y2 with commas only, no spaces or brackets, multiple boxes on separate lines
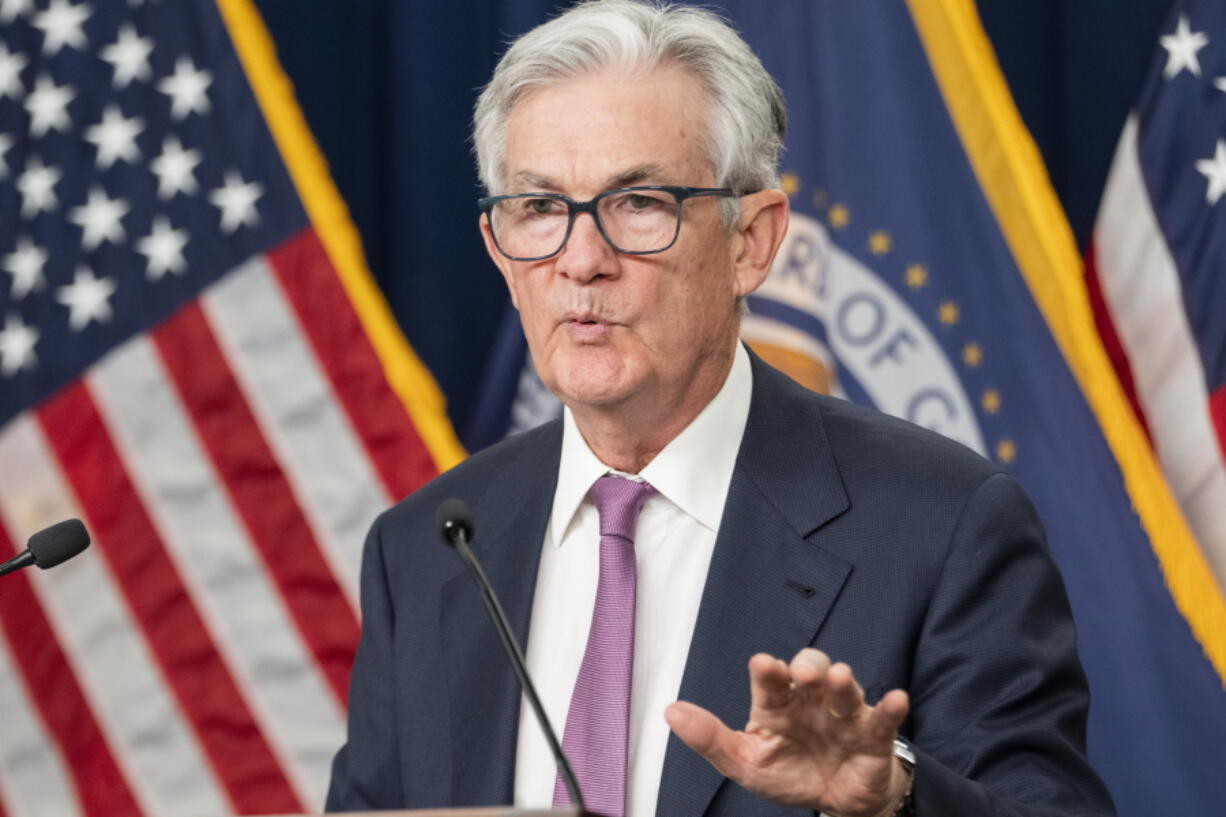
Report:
874,740,915,817
828,753,913,817
851,758,905,817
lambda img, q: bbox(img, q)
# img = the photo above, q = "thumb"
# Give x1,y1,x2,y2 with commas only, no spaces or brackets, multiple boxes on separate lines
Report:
665,701,739,775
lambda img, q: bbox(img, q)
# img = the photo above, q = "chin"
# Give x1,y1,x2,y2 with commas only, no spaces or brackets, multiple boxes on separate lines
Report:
546,348,642,410
552,371,635,409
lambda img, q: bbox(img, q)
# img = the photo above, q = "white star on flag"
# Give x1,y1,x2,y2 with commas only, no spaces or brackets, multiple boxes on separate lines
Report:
69,187,129,249
85,105,144,169
56,267,116,331
0,312,38,375
1196,139,1226,205
24,74,75,137
17,158,61,218
210,170,263,233
0,43,27,100
101,24,154,88
1160,14,1209,79
137,216,189,279
159,56,212,120
0,0,33,24
32,0,91,56
0,134,11,178
1215,77,1226,93
4,236,48,299
151,135,202,199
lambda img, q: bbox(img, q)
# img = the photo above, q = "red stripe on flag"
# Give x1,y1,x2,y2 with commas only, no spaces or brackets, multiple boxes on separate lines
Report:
0,517,144,817
1083,241,1153,443
267,228,440,500
152,301,359,703
1210,385,1226,464
37,385,303,815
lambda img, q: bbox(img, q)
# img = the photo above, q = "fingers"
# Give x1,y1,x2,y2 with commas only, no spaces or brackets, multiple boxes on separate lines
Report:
787,648,831,690
823,660,865,720
748,652,796,712
750,649,857,715
765,649,894,727
865,689,910,742
781,649,867,722
747,648,906,745
670,659,911,810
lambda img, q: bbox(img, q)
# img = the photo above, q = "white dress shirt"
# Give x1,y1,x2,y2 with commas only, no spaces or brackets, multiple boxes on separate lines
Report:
514,343,753,817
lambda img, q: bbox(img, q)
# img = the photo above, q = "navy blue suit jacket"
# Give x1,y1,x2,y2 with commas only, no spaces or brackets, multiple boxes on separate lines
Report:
327,354,1115,816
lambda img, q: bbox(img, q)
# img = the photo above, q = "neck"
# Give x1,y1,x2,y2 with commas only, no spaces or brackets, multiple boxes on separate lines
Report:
569,343,738,473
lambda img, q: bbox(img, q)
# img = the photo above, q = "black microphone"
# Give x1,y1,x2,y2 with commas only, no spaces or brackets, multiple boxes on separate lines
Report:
0,519,91,578
436,498,586,812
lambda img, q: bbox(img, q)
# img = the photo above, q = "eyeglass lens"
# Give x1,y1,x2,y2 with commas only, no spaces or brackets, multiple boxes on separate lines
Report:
489,189,681,259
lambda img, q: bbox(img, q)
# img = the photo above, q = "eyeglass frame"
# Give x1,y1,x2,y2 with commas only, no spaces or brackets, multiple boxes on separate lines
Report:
477,185,738,262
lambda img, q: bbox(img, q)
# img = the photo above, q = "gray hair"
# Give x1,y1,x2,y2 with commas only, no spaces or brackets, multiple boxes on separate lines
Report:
472,0,787,223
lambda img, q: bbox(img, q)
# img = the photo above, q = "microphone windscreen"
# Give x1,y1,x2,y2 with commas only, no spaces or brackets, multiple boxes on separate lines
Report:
27,518,90,570
435,498,475,547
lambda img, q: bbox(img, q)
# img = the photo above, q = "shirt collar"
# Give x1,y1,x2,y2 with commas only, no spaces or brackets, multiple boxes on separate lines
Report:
550,342,753,544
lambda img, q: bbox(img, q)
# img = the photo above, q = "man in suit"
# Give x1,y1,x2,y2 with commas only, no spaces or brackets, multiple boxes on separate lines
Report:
328,2,1115,816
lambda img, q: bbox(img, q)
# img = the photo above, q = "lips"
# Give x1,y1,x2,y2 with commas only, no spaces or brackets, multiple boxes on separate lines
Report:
562,311,615,340
563,310,607,325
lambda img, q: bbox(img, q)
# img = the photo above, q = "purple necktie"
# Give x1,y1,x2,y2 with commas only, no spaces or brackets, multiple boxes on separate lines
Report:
553,476,655,817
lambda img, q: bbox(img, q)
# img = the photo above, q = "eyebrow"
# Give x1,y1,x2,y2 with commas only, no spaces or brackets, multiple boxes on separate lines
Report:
606,164,668,188
512,171,560,190
510,164,671,193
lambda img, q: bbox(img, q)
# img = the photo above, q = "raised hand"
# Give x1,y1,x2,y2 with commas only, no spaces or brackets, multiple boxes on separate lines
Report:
665,648,911,817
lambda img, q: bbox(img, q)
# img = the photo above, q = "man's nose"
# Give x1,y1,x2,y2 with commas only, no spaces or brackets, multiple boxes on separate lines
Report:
555,211,618,282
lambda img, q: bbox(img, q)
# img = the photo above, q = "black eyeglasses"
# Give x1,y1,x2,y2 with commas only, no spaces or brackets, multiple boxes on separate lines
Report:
478,185,736,261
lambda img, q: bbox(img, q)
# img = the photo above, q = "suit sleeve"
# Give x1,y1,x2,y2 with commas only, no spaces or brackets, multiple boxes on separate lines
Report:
326,512,402,811
906,472,1116,817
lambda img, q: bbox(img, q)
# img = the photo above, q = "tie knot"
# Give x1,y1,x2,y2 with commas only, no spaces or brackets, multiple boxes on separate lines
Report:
589,476,655,540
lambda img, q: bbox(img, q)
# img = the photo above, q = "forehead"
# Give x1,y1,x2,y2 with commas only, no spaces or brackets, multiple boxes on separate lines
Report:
503,65,714,192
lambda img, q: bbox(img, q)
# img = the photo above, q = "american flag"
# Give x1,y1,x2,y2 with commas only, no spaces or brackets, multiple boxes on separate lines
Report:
0,1,462,815
1091,0,1226,608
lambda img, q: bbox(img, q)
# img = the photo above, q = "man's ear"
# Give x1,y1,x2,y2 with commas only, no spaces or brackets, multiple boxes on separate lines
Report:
480,213,520,310
732,190,790,298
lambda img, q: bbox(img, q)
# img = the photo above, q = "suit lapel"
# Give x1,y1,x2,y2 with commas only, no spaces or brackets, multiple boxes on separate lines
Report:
440,422,561,807
656,356,853,817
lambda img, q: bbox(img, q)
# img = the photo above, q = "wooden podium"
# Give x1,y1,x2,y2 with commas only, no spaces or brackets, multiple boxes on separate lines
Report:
323,804,595,809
